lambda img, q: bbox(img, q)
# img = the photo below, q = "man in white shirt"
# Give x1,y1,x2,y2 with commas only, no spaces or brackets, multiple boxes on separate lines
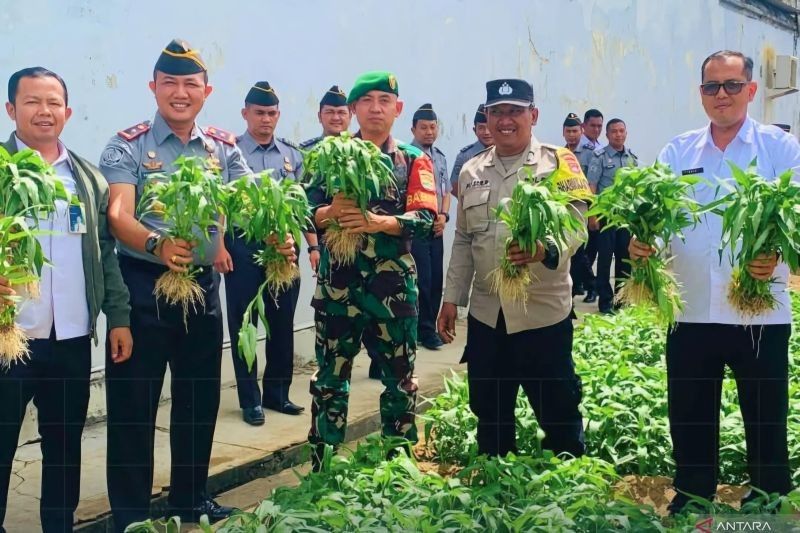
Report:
0,67,132,533
630,50,800,514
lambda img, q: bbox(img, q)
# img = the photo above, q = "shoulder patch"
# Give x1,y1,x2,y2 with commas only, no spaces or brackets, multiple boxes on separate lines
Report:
204,126,236,146
629,150,638,159
278,137,301,151
397,141,424,158
551,147,593,201
117,121,151,141
299,136,322,149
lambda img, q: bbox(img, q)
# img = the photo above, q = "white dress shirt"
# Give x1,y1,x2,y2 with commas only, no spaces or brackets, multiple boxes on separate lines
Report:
15,136,90,340
658,116,800,325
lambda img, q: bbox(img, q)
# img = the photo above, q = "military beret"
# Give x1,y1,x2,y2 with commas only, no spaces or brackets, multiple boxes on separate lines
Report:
245,81,279,107
320,85,347,107
485,78,534,107
154,38,207,76
413,103,437,123
474,104,487,124
563,112,582,127
347,71,398,104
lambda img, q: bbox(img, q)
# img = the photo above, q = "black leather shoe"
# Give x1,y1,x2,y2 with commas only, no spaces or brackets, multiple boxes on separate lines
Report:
583,289,597,303
242,406,265,426
599,307,616,316
170,497,235,523
263,400,305,415
421,336,444,350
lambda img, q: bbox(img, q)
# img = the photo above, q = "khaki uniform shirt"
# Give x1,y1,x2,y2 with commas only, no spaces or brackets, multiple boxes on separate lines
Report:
443,137,591,333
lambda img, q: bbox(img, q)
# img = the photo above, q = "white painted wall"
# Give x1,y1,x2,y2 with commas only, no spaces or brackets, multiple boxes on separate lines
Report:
1,0,797,369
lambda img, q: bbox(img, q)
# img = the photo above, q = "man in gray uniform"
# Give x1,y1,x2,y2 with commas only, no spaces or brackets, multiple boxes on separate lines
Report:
300,85,351,150
450,104,494,197
587,118,638,314
573,108,605,304
101,39,251,530
219,81,314,425
564,113,595,300
411,104,449,350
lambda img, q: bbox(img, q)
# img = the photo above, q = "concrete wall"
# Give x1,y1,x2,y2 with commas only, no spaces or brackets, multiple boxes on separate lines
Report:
1,0,798,371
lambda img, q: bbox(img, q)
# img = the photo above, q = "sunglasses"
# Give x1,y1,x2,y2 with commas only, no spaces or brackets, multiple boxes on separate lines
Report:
700,80,749,96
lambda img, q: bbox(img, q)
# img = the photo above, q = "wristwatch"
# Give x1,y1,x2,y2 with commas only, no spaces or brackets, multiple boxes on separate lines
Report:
308,245,321,254
439,211,450,223
145,232,162,256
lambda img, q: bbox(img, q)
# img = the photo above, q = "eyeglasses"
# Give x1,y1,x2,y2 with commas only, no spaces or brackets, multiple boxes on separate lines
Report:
700,80,749,96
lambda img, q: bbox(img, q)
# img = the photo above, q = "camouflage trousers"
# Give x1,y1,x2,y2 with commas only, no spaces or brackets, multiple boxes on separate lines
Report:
308,311,419,447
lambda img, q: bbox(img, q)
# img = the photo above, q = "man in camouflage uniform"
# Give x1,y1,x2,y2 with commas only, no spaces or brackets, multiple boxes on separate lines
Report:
305,71,438,467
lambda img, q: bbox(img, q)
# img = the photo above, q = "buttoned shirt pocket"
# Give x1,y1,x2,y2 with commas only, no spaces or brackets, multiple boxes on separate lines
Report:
462,187,491,233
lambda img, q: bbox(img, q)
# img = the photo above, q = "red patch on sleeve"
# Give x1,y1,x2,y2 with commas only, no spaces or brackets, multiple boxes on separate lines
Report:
405,155,438,213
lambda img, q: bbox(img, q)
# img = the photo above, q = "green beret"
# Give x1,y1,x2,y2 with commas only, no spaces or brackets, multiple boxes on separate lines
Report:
320,85,347,107
346,71,398,104
245,81,279,106
154,38,207,76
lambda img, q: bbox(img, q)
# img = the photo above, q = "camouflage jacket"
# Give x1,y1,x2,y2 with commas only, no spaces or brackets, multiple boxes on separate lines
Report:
306,134,438,319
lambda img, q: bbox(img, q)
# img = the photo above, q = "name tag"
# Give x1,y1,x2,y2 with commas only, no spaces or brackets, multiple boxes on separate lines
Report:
68,203,87,234
682,167,704,175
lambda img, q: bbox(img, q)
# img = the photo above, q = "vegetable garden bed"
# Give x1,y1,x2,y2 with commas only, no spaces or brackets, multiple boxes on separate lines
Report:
133,292,800,532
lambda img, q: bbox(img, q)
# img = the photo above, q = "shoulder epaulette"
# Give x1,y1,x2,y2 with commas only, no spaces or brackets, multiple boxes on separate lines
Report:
540,142,563,151
593,146,605,156
299,136,323,149
581,142,594,150
277,137,301,151
459,144,473,153
117,121,151,141
204,126,236,146
628,150,638,158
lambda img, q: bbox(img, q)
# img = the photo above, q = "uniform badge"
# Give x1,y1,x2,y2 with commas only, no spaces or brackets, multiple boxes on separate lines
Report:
498,82,513,95
143,160,163,171
204,141,215,153
101,146,125,166
388,74,397,90
284,157,293,172
206,156,222,171
147,150,157,159
418,169,436,192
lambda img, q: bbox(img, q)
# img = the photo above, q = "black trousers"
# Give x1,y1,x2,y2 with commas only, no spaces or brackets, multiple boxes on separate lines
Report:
410,235,444,343
667,322,792,499
569,243,595,293
464,312,585,457
585,228,599,267
0,330,90,533
106,256,223,532
224,234,299,409
596,226,631,310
